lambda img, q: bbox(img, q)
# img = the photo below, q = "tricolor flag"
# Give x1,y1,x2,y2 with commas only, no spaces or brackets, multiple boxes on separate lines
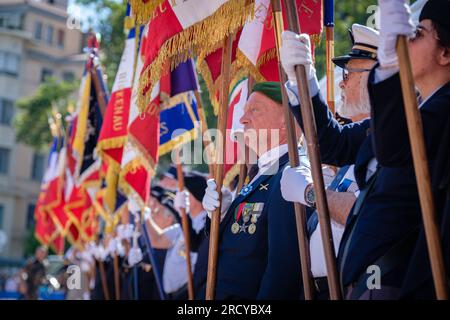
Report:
34,136,66,254
119,23,159,208
224,77,248,187
97,26,138,218
196,29,245,115
237,0,323,82
135,0,254,113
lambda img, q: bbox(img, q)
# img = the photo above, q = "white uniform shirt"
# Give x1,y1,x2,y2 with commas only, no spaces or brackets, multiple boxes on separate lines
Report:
162,211,206,294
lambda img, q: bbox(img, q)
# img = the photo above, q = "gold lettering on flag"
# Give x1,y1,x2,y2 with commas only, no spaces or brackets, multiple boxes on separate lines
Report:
113,91,125,132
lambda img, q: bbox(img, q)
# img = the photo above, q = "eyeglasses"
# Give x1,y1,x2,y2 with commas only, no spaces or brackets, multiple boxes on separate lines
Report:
410,25,441,43
342,66,372,82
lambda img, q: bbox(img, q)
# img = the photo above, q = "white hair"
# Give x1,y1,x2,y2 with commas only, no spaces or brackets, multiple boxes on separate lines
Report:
337,71,371,118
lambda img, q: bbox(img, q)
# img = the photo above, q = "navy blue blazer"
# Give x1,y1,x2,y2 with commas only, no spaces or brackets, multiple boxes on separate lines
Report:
368,71,450,298
290,89,426,288
197,152,305,299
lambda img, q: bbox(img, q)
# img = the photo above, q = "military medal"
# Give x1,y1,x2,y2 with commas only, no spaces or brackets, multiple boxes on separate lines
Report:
231,222,240,234
248,223,256,234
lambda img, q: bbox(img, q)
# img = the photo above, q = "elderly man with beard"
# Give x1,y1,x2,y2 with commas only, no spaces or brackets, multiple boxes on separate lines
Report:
279,23,384,299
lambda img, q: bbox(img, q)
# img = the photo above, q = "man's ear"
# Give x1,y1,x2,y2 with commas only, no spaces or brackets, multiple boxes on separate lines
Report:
438,46,450,67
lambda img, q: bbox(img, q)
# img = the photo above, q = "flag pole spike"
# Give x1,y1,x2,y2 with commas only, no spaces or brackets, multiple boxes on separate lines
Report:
175,148,195,300
396,36,448,300
283,0,342,299
271,0,314,300
205,33,234,300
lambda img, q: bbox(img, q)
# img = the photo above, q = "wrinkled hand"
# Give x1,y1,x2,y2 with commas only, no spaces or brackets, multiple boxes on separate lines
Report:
280,165,313,205
174,190,190,215
202,179,233,221
281,31,317,84
378,0,414,68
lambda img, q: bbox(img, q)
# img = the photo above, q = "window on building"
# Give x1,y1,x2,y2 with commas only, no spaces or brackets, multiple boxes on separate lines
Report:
0,98,14,126
26,204,35,230
0,13,22,30
45,25,53,45
0,51,20,76
62,71,74,82
57,29,65,48
0,205,4,230
34,21,42,40
41,68,53,82
0,148,10,175
31,153,45,181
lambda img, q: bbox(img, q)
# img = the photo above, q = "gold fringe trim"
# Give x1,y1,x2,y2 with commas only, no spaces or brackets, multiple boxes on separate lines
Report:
158,128,198,156
118,156,155,209
310,33,322,48
197,57,249,115
96,136,127,170
235,50,267,83
127,135,157,172
129,0,166,25
137,0,254,114
256,47,277,68
223,163,240,188
124,16,135,30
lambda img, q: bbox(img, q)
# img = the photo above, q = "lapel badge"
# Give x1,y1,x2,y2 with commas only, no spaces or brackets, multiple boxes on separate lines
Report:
239,184,253,196
259,183,269,191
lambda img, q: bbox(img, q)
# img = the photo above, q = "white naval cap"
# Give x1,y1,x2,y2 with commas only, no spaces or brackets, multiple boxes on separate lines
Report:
332,23,380,68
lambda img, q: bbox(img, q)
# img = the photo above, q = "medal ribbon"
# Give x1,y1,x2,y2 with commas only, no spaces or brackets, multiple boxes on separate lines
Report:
234,202,245,222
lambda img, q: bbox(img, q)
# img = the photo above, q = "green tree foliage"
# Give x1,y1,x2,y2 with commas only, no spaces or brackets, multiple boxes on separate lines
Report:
14,78,77,151
315,0,378,79
76,0,127,90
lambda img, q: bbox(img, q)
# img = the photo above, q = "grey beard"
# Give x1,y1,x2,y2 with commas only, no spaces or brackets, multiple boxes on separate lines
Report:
337,82,371,118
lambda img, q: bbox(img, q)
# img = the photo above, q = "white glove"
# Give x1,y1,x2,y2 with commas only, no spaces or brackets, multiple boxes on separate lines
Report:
377,0,414,69
280,165,313,205
281,31,320,104
95,245,108,261
106,238,117,256
116,240,126,257
202,179,233,221
128,247,143,266
281,31,316,83
117,224,134,240
174,190,190,214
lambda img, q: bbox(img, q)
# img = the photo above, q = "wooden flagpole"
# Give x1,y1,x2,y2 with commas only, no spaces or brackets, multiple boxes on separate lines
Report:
325,0,335,114
283,0,342,299
175,149,195,300
396,36,448,300
98,260,110,300
205,34,234,300
113,252,120,300
271,0,314,300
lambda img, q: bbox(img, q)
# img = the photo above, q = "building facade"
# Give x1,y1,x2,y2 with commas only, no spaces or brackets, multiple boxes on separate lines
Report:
0,0,84,258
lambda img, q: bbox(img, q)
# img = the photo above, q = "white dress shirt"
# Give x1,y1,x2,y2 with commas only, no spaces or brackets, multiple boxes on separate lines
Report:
162,211,206,294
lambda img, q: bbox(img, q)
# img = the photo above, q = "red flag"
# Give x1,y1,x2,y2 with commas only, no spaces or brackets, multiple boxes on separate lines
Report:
136,0,253,113
237,0,322,82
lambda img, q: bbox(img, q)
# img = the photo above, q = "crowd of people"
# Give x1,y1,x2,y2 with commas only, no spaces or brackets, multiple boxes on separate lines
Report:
13,0,449,301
